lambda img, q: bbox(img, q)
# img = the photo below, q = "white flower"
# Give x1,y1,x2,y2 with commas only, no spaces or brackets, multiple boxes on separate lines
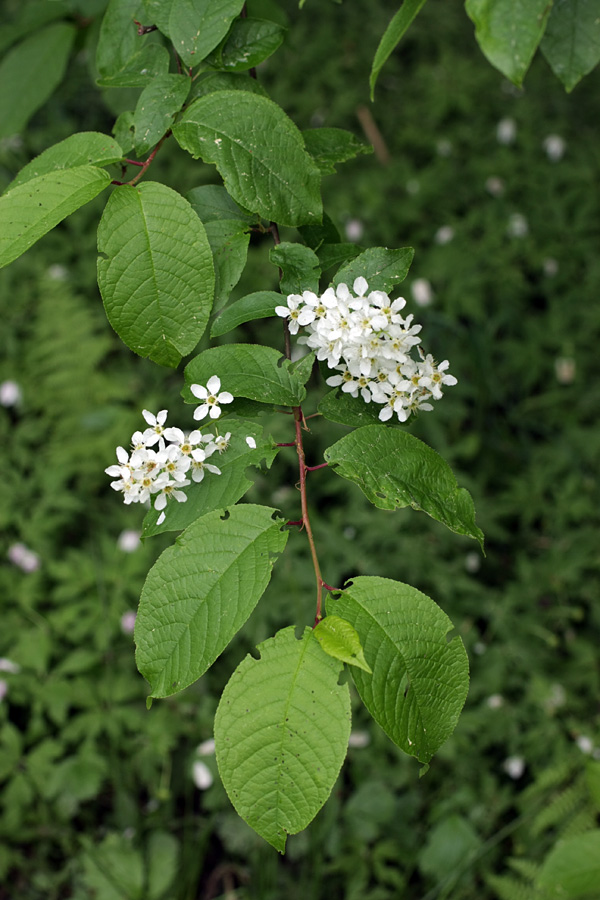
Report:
543,134,566,162
348,731,371,748
576,735,594,755
7,542,40,573
0,658,20,674
191,376,233,420
197,738,216,756
485,176,505,197
554,357,575,384
434,225,454,245
141,409,168,446
0,380,22,407
190,448,221,483
192,760,213,790
507,213,528,238
117,530,141,552
214,432,232,453
496,117,517,145
120,611,137,634
503,756,525,779
486,694,504,709
0,681,7,703
344,218,364,242
410,278,433,307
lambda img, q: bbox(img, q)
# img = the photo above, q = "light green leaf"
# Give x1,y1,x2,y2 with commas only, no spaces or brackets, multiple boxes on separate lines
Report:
146,832,179,900
586,760,600,811
0,22,75,139
302,127,373,175
213,17,286,71
189,70,269,99
173,90,322,226
81,833,144,900
132,73,190,155
465,0,553,86
168,0,245,67
142,421,280,536
314,616,372,673
537,830,600,897
184,344,306,407
369,0,429,99
330,576,469,763
541,0,600,91
333,246,414,294
269,242,321,294
0,0,70,56
318,242,362,271
7,133,123,191
324,425,484,548
204,219,250,309
0,166,111,270
187,184,255,224
214,625,351,852
318,388,384,428
211,291,283,337
97,182,214,368
135,504,288,697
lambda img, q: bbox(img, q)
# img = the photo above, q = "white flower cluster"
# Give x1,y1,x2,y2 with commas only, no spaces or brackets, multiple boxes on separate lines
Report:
276,276,457,423
105,376,236,525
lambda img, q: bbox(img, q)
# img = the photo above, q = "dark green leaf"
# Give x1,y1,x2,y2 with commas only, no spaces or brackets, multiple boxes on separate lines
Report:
204,219,250,309
302,127,372,175
96,44,170,88
210,291,283,337
324,425,484,548
97,0,161,83
333,246,414,294
541,0,600,92
142,421,280,536
184,344,306,406
0,167,111,270
132,73,190,155
168,0,245,67
318,242,362,271
173,91,322,226
370,0,429,99
188,70,269,99
318,388,385,427
97,182,214,367
0,0,70,56
186,184,255,224
269,242,321,294
537,830,600,897
113,111,135,156
290,351,316,385
330,576,469,762
299,213,341,250
8,133,123,191
465,0,552,86
135,504,288,697
0,22,75,139
215,625,351,852
142,0,173,35
213,17,286,71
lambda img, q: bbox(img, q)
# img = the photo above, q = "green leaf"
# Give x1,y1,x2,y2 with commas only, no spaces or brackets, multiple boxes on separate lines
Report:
302,127,373,175
0,22,75,139
269,242,321,294
324,425,484,548
168,0,245,67
330,576,469,763
142,0,174,35
142,421,279,536
0,167,111,270
173,90,322,226
189,70,269,99
184,344,306,407
369,0,429,99
586,760,600,811
333,246,414,294
96,0,170,86
113,111,135,156
204,219,250,308
314,616,372,673
318,242,362,271
465,0,553,86
186,184,255,224
299,213,341,250
541,0,600,92
7,133,124,191
132,73,190,155
146,832,179,900
135,504,288,697
318,389,384,428
537,830,600,898
81,833,144,900
97,182,214,368
0,0,70,56
290,351,316,385
97,44,170,88
211,291,282,337
214,625,351,852
213,17,286,71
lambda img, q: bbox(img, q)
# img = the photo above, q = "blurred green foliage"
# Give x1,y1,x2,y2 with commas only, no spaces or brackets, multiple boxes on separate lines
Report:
1,0,600,897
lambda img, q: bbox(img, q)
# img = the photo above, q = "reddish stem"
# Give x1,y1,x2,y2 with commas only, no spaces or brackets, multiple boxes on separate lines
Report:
305,462,328,472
